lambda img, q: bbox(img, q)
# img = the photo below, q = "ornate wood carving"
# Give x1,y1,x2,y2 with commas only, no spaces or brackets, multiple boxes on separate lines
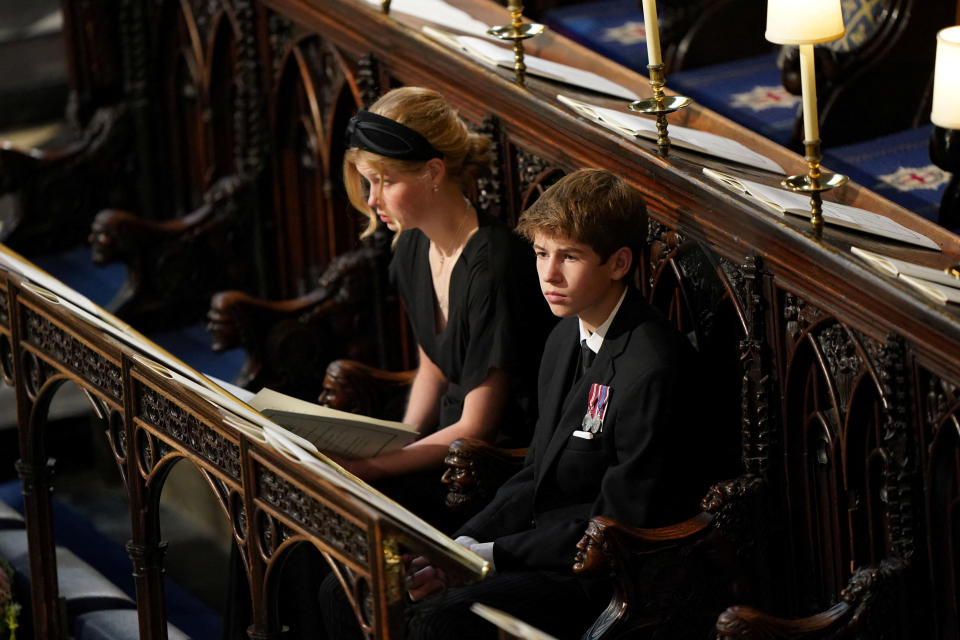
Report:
234,0,267,177
814,324,860,418
187,0,222,40
739,255,775,478
356,53,381,108
475,115,504,220
922,371,957,440
783,291,826,347
257,466,369,564
513,146,565,212
877,334,917,563
268,11,296,77
135,383,242,480
0,287,9,328
21,308,122,401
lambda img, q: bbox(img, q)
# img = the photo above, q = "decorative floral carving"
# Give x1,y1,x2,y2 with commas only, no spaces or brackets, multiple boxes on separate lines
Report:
234,0,266,176
21,309,122,400
0,290,8,328
923,371,956,439
257,467,368,564
475,115,503,219
815,323,861,417
514,147,564,212
877,334,917,561
782,291,825,345
267,11,295,76
674,244,724,340
739,255,775,477
356,54,381,108
718,256,746,310
187,0,221,41
136,384,241,480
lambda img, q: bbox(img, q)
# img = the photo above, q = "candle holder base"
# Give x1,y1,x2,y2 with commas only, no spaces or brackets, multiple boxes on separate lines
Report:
627,95,692,115
781,171,848,236
781,172,849,193
626,63,692,155
487,22,545,40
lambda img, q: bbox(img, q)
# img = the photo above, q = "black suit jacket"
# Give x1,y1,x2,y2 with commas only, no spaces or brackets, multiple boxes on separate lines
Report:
457,288,708,573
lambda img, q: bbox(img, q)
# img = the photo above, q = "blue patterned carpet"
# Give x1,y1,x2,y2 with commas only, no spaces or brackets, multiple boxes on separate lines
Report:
823,126,951,227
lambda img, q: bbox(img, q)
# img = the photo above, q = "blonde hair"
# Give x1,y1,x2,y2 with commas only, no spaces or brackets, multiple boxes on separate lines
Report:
343,87,493,238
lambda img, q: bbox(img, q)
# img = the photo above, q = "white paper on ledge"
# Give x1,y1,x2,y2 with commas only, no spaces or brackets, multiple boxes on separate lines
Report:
557,94,783,174
424,28,641,101
703,168,940,251
363,0,493,37
851,246,960,288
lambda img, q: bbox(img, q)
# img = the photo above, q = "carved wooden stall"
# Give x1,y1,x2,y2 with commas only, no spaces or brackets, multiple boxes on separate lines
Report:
245,0,960,637
0,248,486,640
6,0,960,638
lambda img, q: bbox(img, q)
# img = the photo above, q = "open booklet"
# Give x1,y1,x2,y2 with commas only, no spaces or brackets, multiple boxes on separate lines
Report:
423,26,640,101
0,246,487,579
851,246,960,305
248,388,418,459
557,94,784,174
703,168,940,251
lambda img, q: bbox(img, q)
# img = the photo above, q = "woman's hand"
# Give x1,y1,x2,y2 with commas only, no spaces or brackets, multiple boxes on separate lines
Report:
404,555,448,601
322,452,383,482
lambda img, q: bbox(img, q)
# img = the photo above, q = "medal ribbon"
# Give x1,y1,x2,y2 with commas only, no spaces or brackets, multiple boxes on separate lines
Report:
587,383,611,424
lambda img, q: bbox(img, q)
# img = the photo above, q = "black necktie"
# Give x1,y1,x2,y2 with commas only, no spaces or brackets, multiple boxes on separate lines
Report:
578,340,595,380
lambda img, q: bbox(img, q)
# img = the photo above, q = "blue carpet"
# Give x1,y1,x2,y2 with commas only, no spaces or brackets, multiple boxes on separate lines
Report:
823,126,952,227
31,246,125,308
29,247,245,383
0,480,221,639
151,322,245,382
543,0,650,71
670,52,797,147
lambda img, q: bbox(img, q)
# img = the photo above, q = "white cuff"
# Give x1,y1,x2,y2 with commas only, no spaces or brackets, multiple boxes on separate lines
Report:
454,536,496,573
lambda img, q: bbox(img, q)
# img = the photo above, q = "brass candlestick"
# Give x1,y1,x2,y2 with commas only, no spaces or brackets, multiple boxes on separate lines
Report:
627,64,691,155
487,2,545,86
781,139,848,236
381,0,390,14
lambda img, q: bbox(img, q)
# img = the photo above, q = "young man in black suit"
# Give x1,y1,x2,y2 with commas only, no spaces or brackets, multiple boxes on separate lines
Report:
397,168,711,639
322,168,710,639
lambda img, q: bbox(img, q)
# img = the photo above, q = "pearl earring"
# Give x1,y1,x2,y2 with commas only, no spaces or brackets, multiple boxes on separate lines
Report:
433,183,439,193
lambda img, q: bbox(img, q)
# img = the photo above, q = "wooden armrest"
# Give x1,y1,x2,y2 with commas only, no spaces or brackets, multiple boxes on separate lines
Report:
207,241,393,398
88,174,255,330
573,475,766,640
0,106,133,255
715,557,908,639
318,359,415,420
442,437,526,511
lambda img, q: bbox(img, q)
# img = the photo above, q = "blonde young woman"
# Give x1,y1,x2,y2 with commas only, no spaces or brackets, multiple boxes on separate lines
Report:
336,87,550,526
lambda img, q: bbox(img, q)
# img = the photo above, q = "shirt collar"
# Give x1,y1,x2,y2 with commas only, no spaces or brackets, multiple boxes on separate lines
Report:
578,286,628,354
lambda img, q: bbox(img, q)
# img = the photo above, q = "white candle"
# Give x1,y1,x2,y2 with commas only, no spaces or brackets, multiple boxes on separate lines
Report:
798,43,819,142
641,0,662,66
932,26,960,130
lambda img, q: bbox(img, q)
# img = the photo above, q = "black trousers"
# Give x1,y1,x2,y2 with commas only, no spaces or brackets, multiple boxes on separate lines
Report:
319,568,609,640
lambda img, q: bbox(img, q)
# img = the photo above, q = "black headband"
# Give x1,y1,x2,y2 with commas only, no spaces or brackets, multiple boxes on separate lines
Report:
346,110,443,161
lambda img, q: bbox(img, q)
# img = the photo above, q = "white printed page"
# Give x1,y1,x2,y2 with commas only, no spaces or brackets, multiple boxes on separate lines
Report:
559,95,784,173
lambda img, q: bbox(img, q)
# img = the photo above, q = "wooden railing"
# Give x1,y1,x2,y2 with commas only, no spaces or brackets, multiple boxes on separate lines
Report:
5,0,960,637
0,248,485,640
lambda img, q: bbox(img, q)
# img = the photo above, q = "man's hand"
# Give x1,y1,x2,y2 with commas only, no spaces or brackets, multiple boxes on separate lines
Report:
404,555,447,601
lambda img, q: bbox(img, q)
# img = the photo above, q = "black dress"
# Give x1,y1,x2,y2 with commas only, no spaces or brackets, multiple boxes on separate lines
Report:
390,211,549,445
376,211,552,531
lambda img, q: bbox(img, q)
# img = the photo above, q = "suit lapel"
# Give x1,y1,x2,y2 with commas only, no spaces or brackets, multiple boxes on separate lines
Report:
533,320,579,469
534,289,643,486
